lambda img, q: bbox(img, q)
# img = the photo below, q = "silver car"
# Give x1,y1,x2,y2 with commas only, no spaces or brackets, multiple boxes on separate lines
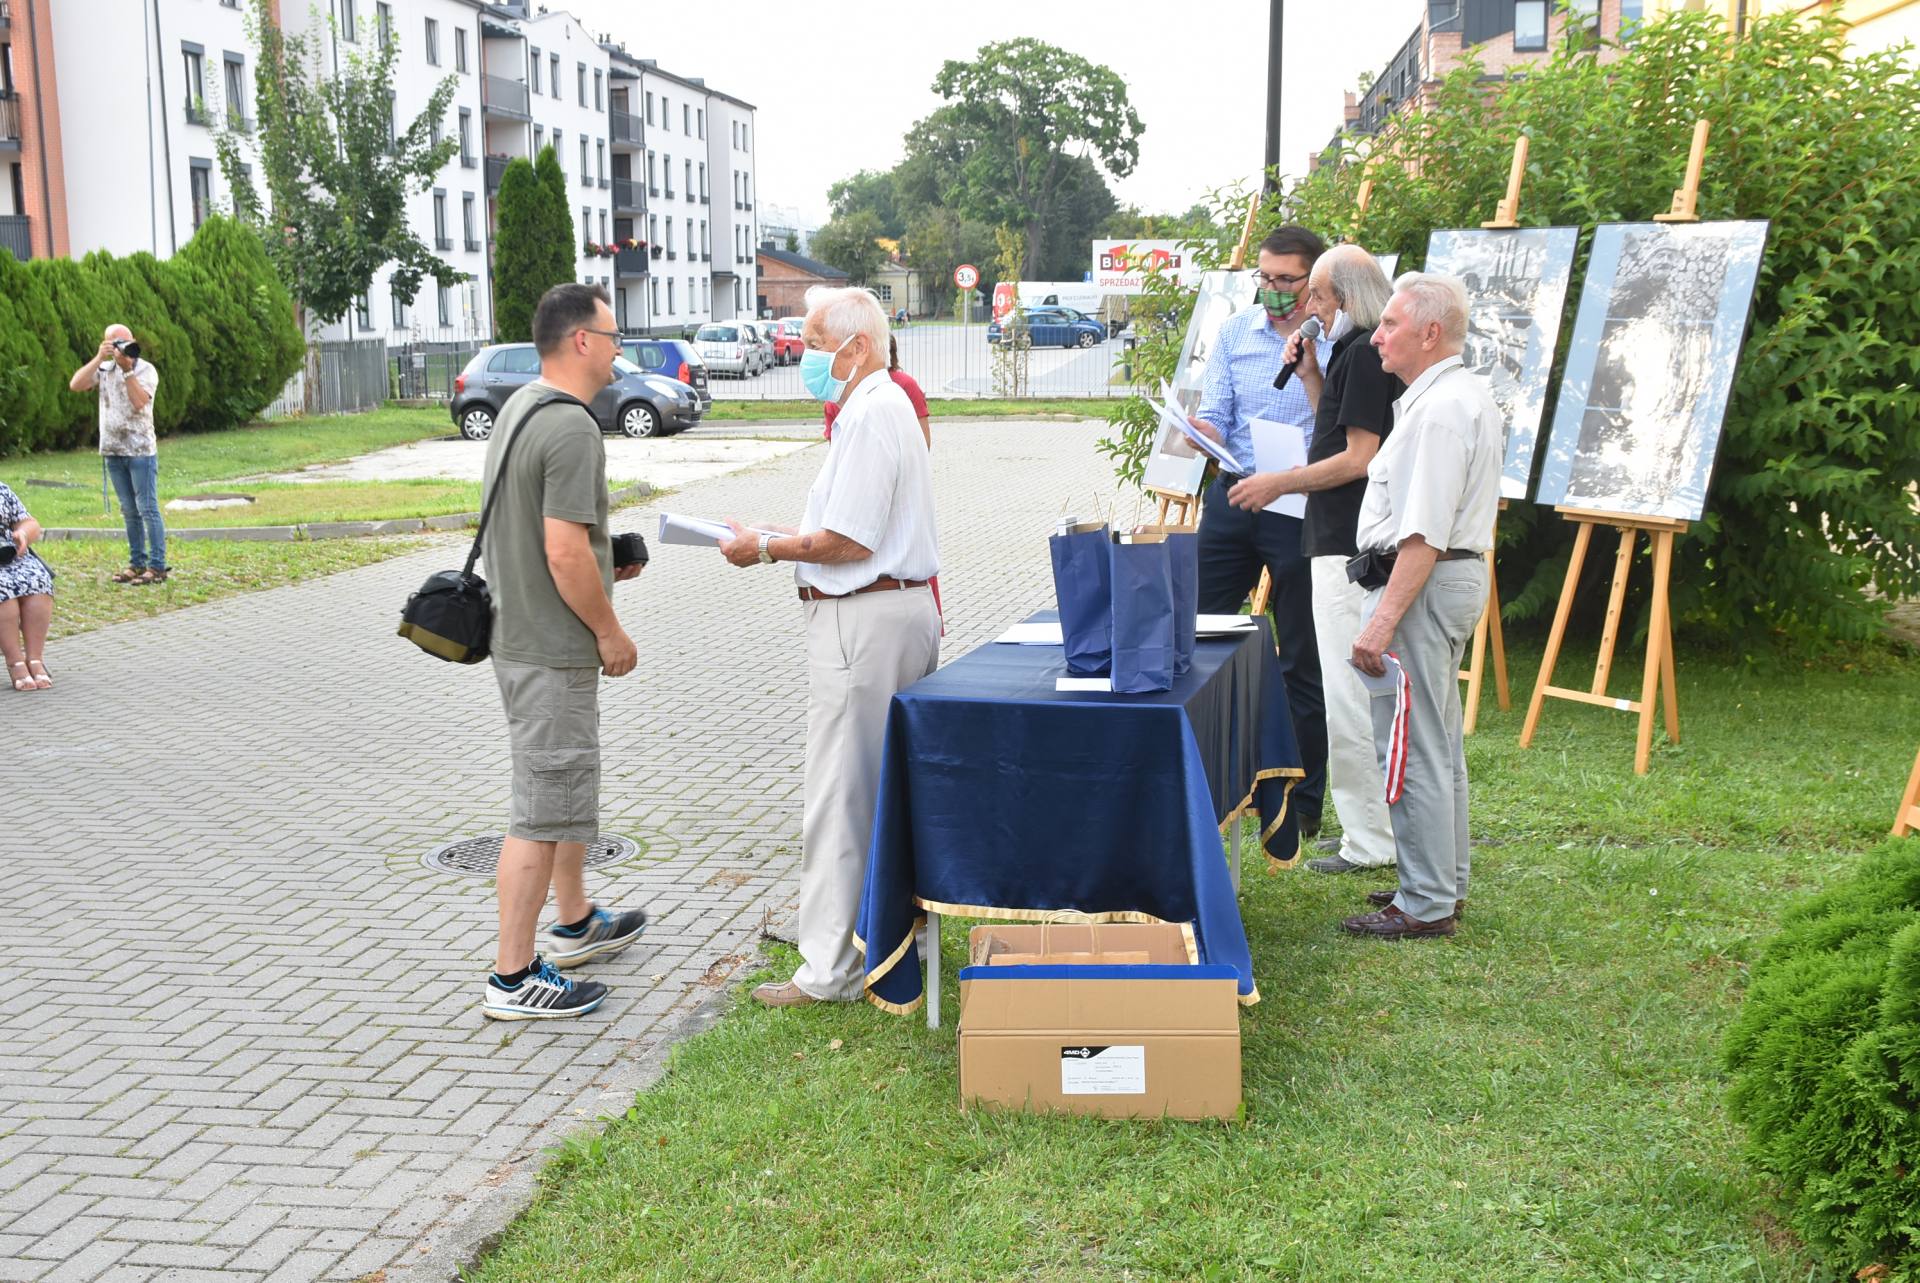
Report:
739,321,775,374
695,322,757,378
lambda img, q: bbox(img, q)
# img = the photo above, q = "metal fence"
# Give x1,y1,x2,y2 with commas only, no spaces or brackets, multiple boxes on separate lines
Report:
305,339,388,416
389,340,486,401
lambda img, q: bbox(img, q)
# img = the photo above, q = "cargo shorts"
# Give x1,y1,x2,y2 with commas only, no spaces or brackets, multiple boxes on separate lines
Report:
493,658,601,844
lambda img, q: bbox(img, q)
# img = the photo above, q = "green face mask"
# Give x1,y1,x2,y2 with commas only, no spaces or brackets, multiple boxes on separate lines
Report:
1258,287,1298,317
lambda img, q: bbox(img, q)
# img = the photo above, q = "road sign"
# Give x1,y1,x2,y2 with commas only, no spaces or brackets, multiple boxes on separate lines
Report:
953,263,980,290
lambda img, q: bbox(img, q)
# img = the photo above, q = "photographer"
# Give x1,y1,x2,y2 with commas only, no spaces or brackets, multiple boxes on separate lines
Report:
68,325,168,585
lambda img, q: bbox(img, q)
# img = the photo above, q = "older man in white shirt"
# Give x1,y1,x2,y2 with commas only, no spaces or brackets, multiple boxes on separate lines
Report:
720,286,940,1005
1341,273,1501,941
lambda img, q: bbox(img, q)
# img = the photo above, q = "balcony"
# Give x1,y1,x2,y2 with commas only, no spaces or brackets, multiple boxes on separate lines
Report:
611,110,642,146
615,246,649,275
0,91,18,147
612,178,642,212
481,75,530,120
0,215,29,260
0,1,11,27
485,155,509,191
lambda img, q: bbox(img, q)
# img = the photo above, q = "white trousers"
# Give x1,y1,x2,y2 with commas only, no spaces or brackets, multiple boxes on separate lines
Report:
793,587,941,1000
1309,556,1397,868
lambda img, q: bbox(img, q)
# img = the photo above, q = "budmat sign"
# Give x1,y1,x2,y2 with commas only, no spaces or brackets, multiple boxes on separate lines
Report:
1092,239,1199,292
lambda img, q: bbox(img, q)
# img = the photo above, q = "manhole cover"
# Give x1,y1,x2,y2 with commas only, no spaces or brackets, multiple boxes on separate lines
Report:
422,833,643,876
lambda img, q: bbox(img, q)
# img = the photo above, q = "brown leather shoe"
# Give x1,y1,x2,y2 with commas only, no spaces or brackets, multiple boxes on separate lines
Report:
1367,890,1467,918
750,980,820,1008
1341,904,1456,939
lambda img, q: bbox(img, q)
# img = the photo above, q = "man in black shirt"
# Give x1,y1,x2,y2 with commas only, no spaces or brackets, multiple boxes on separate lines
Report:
1228,245,1403,875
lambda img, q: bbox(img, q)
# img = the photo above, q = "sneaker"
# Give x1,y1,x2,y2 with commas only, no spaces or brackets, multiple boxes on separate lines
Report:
482,957,608,1021
545,905,648,970
1307,853,1365,874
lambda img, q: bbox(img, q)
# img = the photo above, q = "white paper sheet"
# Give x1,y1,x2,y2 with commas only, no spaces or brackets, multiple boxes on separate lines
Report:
1196,614,1257,633
1349,654,1406,694
1248,418,1309,518
657,512,783,547
1151,381,1249,473
993,622,1065,646
1055,677,1113,693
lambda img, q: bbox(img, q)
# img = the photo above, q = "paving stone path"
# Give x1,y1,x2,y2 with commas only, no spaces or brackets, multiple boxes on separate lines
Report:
0,420,1123,1283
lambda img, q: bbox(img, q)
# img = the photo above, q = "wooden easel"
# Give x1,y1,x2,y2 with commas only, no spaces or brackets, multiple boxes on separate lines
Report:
1893,747,1920,837
1517,122,1709,775
1148,189,1266,532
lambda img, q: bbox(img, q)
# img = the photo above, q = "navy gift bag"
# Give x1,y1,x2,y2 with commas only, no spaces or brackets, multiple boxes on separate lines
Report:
1109,536,1177,693
1049,523,1113,676
1166,530,1198,675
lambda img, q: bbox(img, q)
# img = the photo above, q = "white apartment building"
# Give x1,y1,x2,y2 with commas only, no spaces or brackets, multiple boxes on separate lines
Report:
514,8,613,313
706,89,758,323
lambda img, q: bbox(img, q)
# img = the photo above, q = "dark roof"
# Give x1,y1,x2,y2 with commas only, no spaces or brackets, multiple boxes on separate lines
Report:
756,245,848,280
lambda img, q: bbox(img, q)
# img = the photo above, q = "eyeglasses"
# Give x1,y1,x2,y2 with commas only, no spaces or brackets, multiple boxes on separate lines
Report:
579,327,622,341
1251,271,1307,289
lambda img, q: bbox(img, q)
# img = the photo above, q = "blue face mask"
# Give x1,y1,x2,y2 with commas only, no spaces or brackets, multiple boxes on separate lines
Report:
800,334,855,403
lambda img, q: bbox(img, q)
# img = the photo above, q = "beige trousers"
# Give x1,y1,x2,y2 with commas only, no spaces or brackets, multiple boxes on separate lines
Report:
1310,557,1397,868
793,587,941,1000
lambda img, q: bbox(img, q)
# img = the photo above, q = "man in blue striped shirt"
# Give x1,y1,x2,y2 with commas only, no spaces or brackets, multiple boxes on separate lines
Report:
1189,225,1332,845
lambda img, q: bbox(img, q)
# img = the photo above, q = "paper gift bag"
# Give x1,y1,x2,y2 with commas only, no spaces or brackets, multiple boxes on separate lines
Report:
1048,523,1113,676
1165,530,1198,675
1109,535,1176,693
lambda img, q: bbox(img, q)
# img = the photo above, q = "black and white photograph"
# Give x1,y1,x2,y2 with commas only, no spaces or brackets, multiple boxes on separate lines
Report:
1169,268,1257,418
1535,220,1768,521
1425,226,1579,499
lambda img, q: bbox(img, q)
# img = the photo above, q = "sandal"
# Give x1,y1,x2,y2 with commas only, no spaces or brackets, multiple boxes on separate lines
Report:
112,567,144,584
26,660,51,691
8,662,35,693
137,568,171,585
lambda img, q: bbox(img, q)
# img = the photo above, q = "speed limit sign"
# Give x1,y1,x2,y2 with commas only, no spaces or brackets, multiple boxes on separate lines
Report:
953,263,980,290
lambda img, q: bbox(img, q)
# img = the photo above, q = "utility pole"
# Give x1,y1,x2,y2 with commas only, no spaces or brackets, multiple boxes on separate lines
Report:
1263,0,1283,193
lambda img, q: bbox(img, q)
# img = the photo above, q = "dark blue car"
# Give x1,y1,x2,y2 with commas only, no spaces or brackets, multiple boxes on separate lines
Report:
986,306,1105,350
621,338,712,411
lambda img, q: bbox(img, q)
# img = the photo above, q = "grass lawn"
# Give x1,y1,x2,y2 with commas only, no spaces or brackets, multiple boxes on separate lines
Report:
37,534,435,640
469,637,1920,1283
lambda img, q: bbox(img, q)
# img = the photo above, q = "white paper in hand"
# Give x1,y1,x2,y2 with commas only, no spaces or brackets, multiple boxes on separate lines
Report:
657,513,784,547
1248,419,1308,518
1153,381,1248,473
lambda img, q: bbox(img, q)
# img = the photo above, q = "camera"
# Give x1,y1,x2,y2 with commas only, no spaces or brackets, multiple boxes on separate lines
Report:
612,531,649,570
0,544,16,568
112,339,142,362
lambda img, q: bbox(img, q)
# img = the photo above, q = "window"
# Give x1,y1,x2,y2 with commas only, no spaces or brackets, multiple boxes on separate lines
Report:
530,47,540,93
684,159,691,199
182,46,206,123
597,141,606,183
433,191,448,249
437,283,450,326
696,108,704,139
430,113,441,147
667,278,675,313
741,122,749,153
594,70,603,111
651,278,660,315
649,213,658,247
550,53,560,98
661,95,669,126
876,283,894,302
664,153,673,197
700,219,708,255
425,17,439,65
577,63,587,107
1513,0,1548,50
698,163,706,199
582,208,591,246
189,159,212,229
356,294,372,330
1620,0,1645,32
554,131,564,173
489,347,540,374
647,152,657,194
579,137,589,185
391,282,407,327
454,27,468,72
222,54,247,130
599,210,607,243
341,0,358,42
666,220,674,254
645,92,655,125
682,103,689,134
685,218,693,260
534,124,544,151
458,108,472,163
375,2,392,49
463,193,477,248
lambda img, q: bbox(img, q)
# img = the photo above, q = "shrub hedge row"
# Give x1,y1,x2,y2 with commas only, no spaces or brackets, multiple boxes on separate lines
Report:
0,215,304,457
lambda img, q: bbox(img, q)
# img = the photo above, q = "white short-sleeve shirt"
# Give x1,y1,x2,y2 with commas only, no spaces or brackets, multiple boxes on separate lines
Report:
1354,355,1502,555
795,369,939,595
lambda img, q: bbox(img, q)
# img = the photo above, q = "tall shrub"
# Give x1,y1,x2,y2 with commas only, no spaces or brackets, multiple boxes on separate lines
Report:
79,253,198,436
1724,839,1920,1278
0,252,64,455
494,156,553,342
1105,12,1920,650
173,214,303,429
26,256,119,443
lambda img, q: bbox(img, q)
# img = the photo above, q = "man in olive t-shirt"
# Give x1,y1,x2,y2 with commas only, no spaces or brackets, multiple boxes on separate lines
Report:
478,284,650,1023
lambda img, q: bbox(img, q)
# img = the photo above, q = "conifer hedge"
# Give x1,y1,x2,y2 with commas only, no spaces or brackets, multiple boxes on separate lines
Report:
0,214,303,457
1724,839,1920,1277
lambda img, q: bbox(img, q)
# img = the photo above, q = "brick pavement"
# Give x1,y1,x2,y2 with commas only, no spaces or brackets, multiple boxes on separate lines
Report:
0,420,1126,1282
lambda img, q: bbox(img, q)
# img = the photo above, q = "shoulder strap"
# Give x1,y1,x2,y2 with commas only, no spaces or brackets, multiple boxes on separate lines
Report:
465,387,591,576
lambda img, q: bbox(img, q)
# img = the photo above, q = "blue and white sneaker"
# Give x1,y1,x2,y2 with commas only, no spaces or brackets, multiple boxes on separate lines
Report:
545,905,649,970
482,957,607,1021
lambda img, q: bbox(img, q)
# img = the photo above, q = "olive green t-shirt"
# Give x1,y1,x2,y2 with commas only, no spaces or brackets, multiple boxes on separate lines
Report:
480,383,612,667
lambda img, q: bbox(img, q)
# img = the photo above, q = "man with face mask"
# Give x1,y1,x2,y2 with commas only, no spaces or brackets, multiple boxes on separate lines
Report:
1187,225,1332,848
718,285,940,1008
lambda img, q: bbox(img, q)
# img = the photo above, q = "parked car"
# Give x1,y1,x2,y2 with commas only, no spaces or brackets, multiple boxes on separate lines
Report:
771,317,806,365
694,322,761,378
739,320,775,372
450,343,703,440
986,306,1107,350
622,337,712,412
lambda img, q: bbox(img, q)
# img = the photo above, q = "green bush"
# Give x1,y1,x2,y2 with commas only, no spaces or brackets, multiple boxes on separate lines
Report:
0,215,302,456
1724,838,1920,1278
493,147,577,344
1105,12,1920,651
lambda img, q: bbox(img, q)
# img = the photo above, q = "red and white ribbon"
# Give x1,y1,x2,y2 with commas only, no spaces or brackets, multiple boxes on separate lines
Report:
1382,652,1410,805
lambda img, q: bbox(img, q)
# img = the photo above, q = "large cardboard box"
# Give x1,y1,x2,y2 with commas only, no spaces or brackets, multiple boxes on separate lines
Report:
957,924,1242,1121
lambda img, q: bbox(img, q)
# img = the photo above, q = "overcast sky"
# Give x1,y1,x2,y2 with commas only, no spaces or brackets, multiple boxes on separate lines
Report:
554,0,1419,227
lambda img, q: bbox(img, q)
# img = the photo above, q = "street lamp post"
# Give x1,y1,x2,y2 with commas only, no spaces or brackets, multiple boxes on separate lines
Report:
1263,0,1283,194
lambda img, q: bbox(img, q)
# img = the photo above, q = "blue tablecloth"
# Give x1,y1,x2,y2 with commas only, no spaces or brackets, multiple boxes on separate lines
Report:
854,615,1302,1014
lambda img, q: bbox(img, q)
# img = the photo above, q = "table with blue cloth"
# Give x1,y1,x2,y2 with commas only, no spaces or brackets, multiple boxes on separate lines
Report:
854,613,1303,1025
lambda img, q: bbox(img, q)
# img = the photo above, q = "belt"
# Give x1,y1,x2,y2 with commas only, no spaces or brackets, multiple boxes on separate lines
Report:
1436,549,1482,561
797,576,929,602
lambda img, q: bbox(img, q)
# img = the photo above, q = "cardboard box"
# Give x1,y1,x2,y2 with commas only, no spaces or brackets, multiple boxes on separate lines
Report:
957,924,1242,1121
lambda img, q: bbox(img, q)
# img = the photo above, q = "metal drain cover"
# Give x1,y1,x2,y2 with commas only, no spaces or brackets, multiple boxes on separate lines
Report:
423,833,643,877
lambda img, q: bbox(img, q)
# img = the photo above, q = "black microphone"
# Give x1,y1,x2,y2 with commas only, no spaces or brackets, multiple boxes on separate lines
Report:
1272,314,1324,392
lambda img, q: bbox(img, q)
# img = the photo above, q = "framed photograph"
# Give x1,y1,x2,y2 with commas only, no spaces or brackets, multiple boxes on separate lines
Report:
1374,253,1400,280
1169,269,1256,419
1535,220,1769,522
1425,226,1580,499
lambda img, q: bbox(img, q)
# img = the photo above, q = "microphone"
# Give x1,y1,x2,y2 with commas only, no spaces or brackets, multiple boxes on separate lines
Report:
1273,314,1323,392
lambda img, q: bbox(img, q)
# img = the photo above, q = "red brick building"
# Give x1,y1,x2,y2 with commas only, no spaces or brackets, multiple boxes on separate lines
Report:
755,243,849,319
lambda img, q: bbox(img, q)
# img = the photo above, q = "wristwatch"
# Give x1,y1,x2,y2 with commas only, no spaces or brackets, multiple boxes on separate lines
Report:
756,533,775,565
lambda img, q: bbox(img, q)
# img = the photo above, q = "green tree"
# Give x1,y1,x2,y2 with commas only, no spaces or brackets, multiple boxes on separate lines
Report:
0,252,63,455
931,38,1143,280
28,256,119,441
901,209,998,313
826,170,906,239
173,213,303,429
78,253,199,436
216,0,465,325
493,149,575,343
810,211,887,284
